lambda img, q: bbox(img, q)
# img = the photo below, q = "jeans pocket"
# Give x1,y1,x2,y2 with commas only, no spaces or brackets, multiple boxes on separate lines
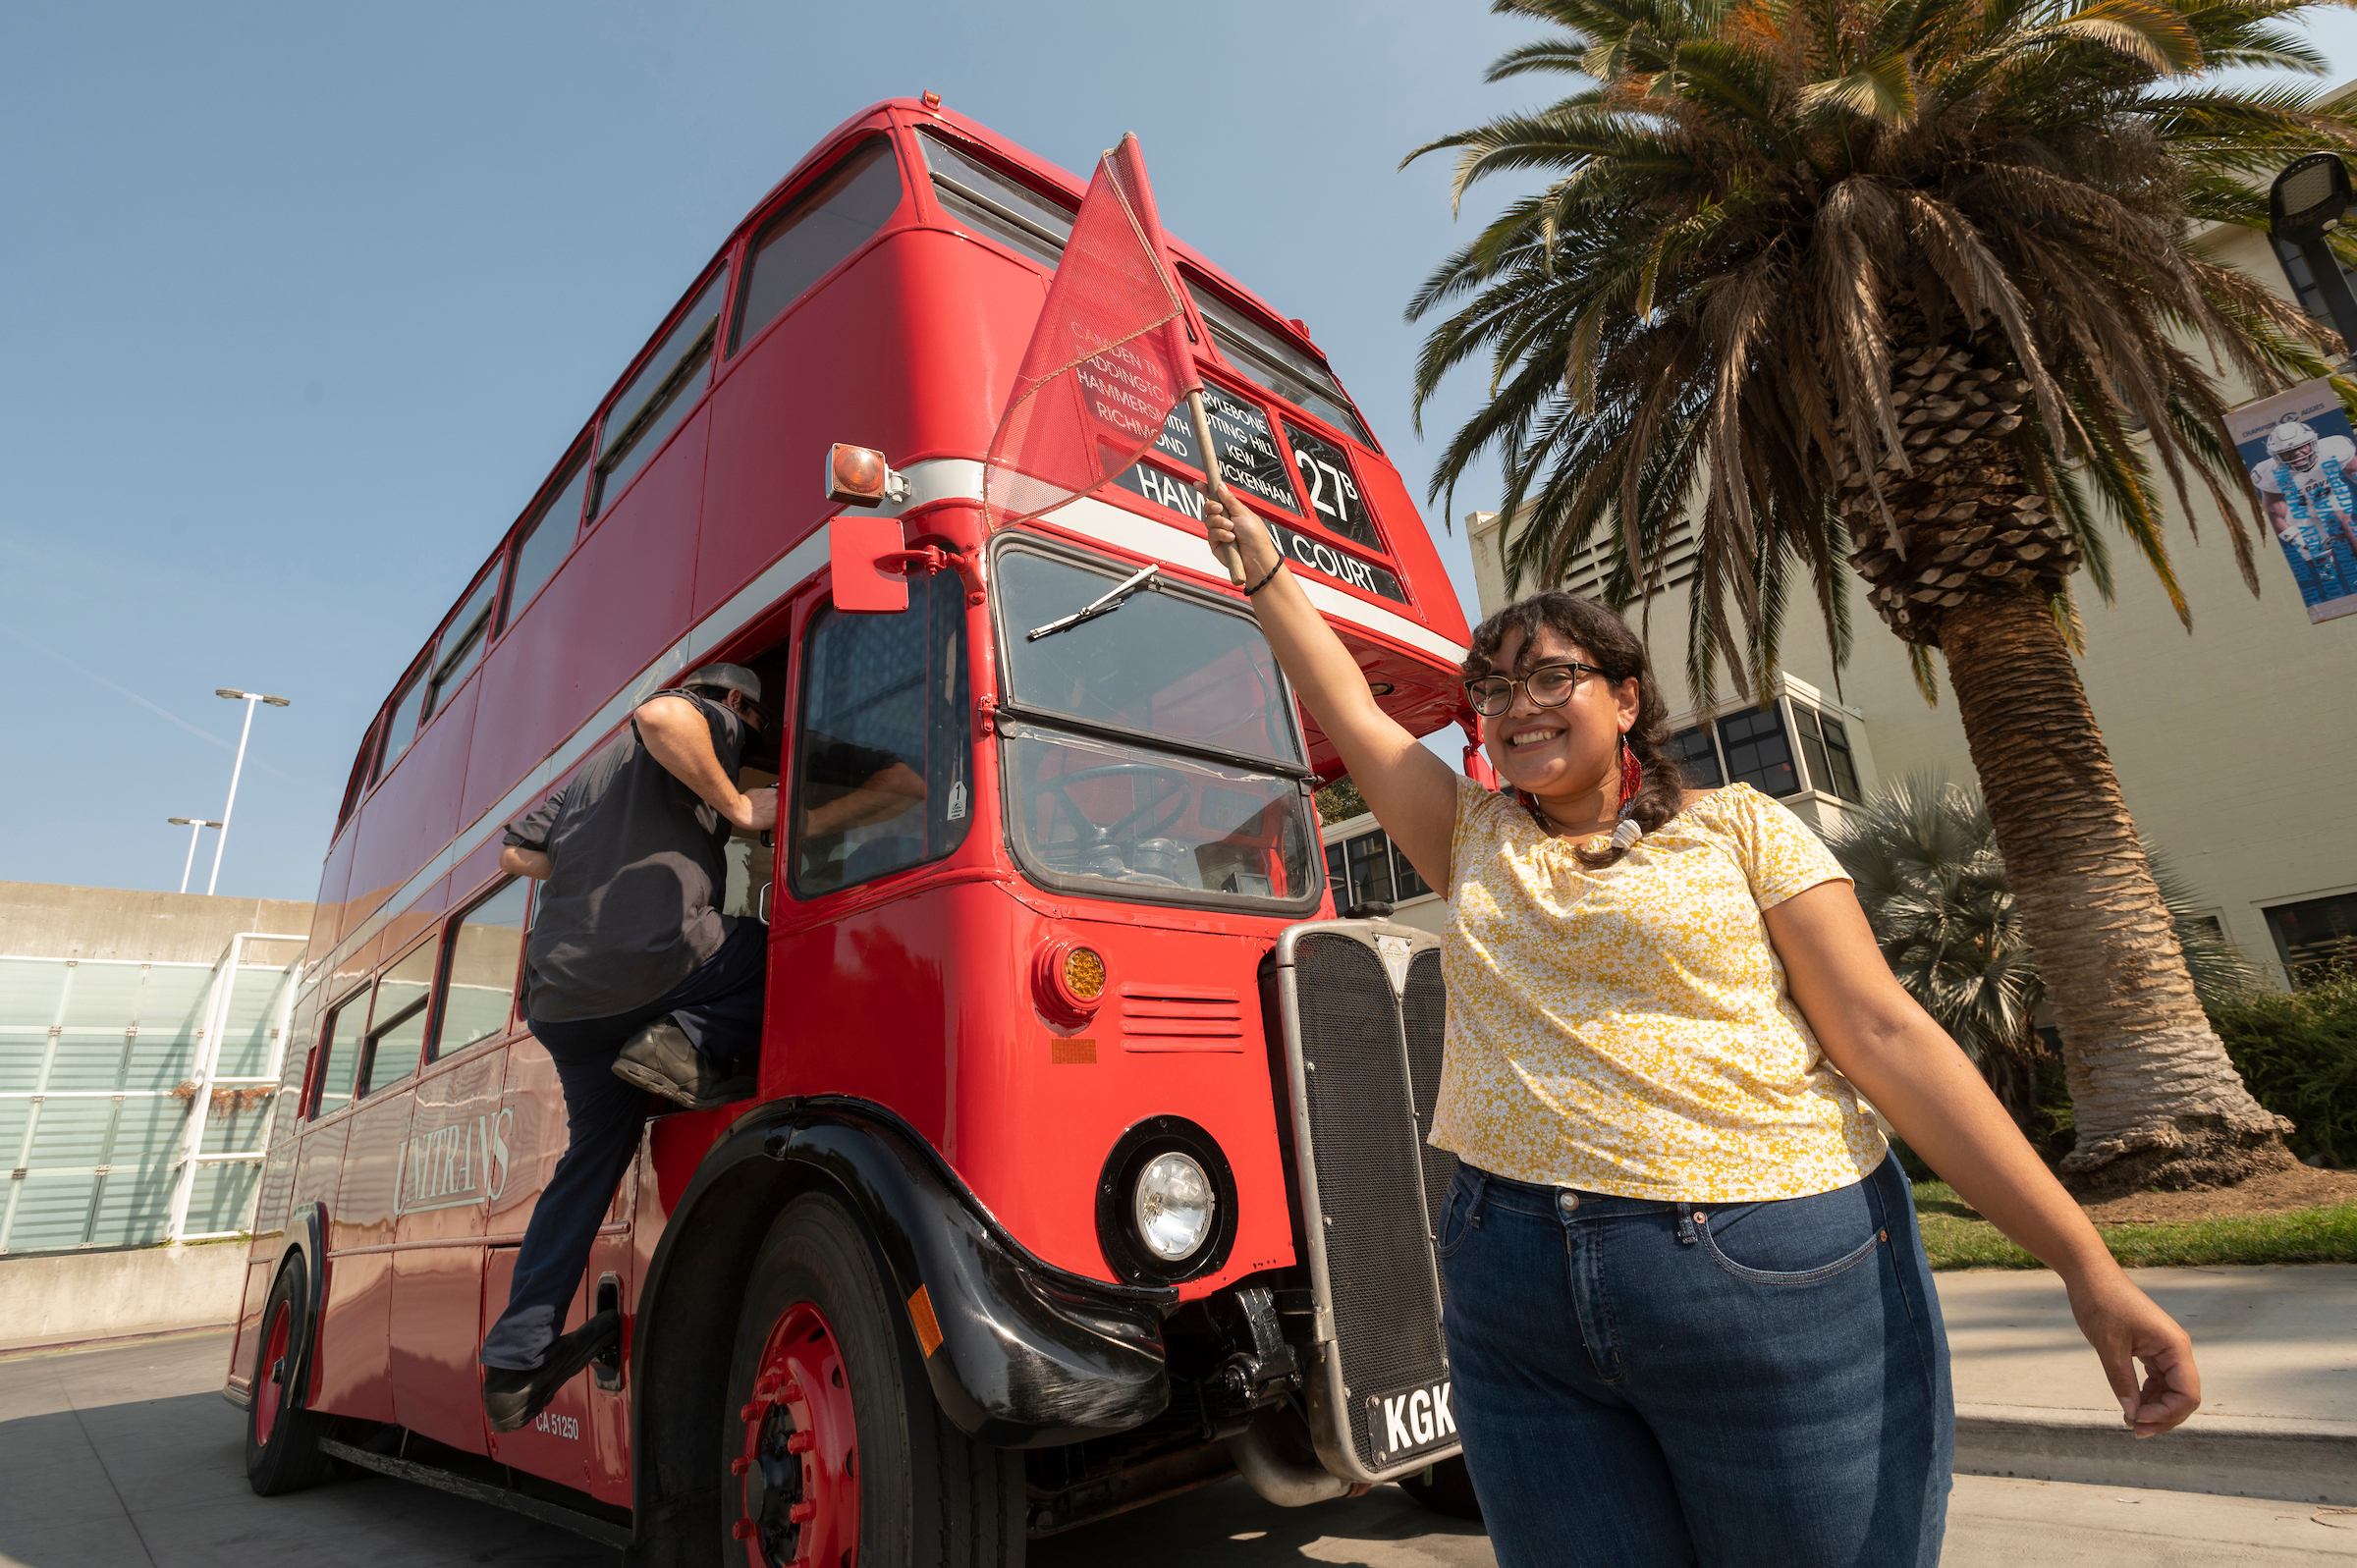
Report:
1695,1179,1884,1285
1434,1173,1476,1260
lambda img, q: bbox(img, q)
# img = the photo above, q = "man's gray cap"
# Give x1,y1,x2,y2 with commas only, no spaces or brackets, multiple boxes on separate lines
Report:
683,663,761,703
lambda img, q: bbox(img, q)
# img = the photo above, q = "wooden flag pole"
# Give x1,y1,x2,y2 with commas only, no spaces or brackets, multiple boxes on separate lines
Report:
1184,387,1251,588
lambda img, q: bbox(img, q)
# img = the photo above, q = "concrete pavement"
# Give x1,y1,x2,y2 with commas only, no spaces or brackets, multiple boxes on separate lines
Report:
7,1329,2356,1567
1938,1265,2357,1504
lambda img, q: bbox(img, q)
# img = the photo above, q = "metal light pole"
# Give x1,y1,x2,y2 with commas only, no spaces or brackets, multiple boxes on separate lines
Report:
207,688,291,897
2270,153,2357,358
167,816,223,895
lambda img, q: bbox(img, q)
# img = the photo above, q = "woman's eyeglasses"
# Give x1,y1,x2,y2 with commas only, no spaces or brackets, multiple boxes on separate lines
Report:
1462,662,1609,717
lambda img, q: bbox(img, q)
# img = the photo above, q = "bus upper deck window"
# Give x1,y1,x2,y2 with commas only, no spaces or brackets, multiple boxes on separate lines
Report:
731,137,904,354
377,656,432,782
502,452,589,634
593,267,728,519
313,991,366,1116
1185,284,1374,446
423,562,502,723
917,131,1073,269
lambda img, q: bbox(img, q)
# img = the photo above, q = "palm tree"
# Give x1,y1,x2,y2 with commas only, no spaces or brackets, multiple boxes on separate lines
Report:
1824,776,2259,1135
1403,0,2339,1192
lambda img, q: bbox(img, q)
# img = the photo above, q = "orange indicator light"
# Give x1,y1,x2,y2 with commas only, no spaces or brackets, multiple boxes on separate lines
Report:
1064,947,1107,1001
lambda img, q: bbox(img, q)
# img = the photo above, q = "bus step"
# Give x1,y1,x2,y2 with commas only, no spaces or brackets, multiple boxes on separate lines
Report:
317,1435,631,1548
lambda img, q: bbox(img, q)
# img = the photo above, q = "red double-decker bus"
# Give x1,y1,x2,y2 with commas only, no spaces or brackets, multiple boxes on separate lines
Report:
227,96,1479,1563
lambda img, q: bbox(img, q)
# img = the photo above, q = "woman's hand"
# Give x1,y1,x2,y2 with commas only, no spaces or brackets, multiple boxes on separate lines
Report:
1202,485,1285,584
2068,1270,2201,1434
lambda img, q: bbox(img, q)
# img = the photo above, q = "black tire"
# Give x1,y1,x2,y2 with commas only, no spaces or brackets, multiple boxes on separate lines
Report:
1398,1453,1483,1520
244,1252,336,1496
721,1193,1023,1568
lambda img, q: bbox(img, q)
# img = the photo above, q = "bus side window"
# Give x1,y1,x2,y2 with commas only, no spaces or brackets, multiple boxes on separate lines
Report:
592,265,727,521
432,879,531,1061
502,450,590,634
358,937,440,1098
793,572,969,896
376,654,433,784
731,136,904,355
314,991,367,1116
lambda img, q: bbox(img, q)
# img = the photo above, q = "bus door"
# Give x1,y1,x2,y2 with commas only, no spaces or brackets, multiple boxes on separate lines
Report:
318,931,440,1421
389,878,531,1456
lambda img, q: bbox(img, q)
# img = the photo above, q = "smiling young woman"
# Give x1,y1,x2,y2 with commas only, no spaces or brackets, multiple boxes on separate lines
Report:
1203,491,2201,1567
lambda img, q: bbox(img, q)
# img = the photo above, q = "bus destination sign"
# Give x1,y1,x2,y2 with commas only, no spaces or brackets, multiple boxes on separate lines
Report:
1283,420,1383,553
1112,460,1410,606
1144,386,1299,516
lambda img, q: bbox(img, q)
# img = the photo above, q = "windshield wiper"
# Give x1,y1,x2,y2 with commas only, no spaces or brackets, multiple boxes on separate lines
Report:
1025,563,1159,641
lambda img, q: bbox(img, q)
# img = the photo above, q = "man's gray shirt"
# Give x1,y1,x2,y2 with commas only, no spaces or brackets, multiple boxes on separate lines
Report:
504,691,745,1023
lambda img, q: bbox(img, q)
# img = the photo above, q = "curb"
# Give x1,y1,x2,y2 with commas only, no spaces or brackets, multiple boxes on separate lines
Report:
0,1322,236,1361
1954,1402,2357,1506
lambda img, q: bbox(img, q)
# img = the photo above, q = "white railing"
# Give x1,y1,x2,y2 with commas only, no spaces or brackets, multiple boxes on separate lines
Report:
162,932,306,1242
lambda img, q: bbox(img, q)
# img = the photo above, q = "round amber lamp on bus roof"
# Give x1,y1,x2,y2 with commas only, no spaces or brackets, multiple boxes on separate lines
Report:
1035,939,1110,1023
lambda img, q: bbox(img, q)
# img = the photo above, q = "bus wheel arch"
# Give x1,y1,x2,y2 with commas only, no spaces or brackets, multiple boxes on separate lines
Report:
244,1247,335,1495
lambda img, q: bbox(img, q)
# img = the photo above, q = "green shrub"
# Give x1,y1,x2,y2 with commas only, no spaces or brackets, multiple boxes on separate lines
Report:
2209,968,2357,1168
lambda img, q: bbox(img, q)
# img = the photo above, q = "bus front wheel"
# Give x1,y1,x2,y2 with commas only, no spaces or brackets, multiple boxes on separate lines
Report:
244,1253,335,1495
723,1194,1022,1567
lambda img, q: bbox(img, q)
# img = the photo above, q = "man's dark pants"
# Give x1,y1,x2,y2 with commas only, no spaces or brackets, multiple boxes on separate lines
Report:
480,918,767,1371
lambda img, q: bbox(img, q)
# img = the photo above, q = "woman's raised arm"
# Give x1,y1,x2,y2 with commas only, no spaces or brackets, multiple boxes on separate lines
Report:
1203,488,1460,892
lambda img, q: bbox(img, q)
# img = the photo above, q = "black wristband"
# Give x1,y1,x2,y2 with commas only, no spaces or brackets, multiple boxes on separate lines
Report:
1243,559,1286,596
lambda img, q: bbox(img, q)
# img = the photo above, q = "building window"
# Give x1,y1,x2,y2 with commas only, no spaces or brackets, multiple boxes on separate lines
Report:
2263,891,2357,987
1668,724,1724,787
1789,702,1862,802
1324,823,1432,908
1715,704,1800,796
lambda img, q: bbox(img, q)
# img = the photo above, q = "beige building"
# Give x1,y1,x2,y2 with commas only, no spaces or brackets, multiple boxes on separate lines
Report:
1462,212,2357,993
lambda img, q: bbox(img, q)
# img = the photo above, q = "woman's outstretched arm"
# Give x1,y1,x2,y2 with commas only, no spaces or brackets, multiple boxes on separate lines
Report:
1766,880,2202,1437
1204,488,1460,891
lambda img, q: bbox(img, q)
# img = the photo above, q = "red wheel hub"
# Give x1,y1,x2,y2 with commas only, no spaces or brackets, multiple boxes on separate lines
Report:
255,1301,291,1446
735,1302,856,1568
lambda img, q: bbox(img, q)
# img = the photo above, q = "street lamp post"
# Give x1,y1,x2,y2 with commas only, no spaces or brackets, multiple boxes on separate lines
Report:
166,816,223,895
207,688,291,897
2269,153,2357,358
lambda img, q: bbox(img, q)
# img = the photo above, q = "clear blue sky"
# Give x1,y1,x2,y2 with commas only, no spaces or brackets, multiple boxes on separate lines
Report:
5,2,2352,903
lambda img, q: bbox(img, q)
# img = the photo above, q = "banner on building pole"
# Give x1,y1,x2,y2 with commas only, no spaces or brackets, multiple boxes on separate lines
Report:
2226,377,2357,623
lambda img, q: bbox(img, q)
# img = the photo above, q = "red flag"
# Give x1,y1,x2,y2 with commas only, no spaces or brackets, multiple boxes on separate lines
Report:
983,135,1199,528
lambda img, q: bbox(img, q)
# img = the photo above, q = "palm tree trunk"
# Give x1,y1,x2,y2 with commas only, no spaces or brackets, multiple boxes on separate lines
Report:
1939,592,2294,1197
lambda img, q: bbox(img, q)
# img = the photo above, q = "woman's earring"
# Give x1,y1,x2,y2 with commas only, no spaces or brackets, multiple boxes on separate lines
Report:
1618,736,1643,814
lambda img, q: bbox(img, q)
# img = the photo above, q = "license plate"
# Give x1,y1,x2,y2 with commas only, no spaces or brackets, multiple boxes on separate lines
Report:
1366,1378,1457,1467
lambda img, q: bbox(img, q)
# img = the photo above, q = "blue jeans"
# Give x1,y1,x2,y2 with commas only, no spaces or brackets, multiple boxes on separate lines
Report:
1437,1152,1951,1567
480,918,767,1371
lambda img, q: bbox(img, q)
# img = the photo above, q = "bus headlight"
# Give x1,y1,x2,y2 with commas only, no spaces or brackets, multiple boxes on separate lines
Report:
1133,1152,1215,1262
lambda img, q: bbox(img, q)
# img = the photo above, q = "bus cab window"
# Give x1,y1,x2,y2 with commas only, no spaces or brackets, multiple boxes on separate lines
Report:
433,879,530,1060
793,571,969,897
313,992,367,1116
359,937,440,1097
732,137,904,354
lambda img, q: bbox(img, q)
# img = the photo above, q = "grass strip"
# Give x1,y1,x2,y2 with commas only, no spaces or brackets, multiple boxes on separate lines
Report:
1910,1182,2357,1271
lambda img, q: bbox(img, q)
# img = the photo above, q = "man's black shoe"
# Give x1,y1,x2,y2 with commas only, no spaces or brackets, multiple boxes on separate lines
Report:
613,1017,754,1110
483,1310,620,1434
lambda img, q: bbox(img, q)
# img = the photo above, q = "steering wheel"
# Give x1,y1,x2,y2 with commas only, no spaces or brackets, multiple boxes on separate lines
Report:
1027,763,1193,880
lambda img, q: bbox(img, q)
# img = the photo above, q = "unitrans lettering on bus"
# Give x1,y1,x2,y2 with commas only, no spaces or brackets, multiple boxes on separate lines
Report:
227,95,1482,1557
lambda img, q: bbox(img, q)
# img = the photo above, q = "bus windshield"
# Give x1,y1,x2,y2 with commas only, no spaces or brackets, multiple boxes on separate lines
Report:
994,541,1319,909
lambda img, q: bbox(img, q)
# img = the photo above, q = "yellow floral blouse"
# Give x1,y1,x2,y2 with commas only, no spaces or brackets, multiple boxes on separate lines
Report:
1430,779,1888,1203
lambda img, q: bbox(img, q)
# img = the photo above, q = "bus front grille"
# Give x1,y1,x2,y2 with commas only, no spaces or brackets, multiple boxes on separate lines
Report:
1272,922,1458,1485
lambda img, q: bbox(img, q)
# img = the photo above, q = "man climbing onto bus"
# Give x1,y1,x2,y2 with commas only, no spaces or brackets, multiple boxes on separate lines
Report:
477,662,778,1432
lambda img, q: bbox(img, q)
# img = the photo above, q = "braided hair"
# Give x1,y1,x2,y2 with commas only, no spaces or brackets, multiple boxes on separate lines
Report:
1462,592,1686,870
